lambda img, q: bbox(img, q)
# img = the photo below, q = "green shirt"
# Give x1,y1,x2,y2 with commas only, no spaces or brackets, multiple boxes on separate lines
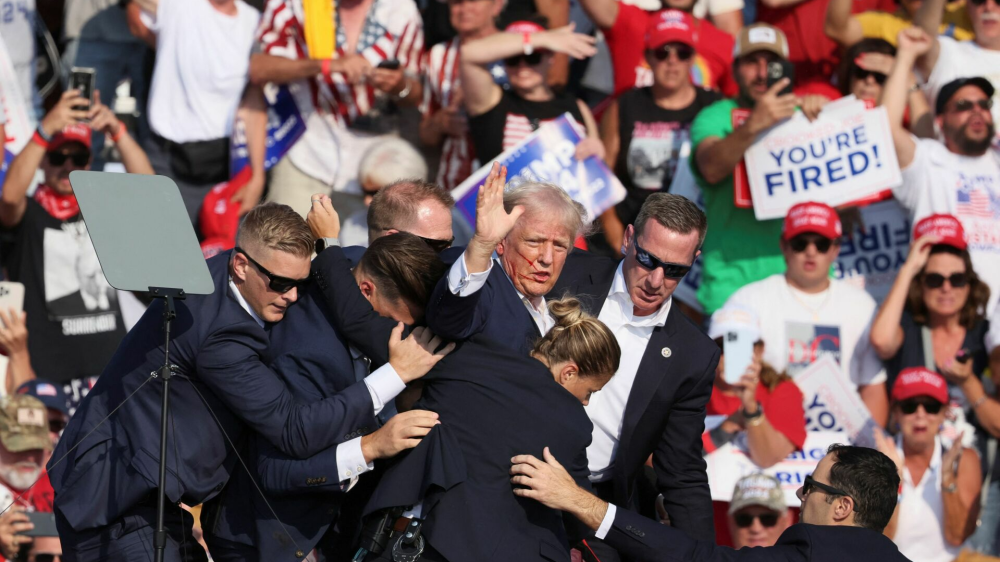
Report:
689,99,785,314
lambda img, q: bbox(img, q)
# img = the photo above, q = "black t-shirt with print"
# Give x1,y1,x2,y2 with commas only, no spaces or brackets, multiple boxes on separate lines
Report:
614,86,721,226
470,90,585,163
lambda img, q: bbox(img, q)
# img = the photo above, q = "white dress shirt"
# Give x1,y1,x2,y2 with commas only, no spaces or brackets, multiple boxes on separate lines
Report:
446,251,554,335
585,264,671,482
229,279,405,483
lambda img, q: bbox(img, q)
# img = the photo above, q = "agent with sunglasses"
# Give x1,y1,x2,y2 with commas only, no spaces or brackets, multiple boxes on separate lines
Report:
0,89,152,412
595,10,721,259
727,474,792,549
511,443,908,562
880,368,982,561
721,202,890,427
886,27,1000,314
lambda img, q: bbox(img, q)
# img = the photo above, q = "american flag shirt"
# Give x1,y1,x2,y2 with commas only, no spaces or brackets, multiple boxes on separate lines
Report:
895,137,1000,313
421,37,507,191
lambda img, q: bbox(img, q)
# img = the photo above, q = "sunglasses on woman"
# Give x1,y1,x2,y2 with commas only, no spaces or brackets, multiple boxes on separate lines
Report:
733,512,780,528
650,43,695,62
788,235,834,253
633,241,692,279
47,151,90,167
504,52,544,67
852,67,887,85
899,398,944,415
922,272,968,289
234,246,311,294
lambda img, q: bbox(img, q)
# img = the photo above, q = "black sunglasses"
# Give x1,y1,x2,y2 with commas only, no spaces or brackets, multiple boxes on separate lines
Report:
633,241,692,279
47,151,90,167
733,512,780,528
923,272,968,289
417,235,454,254
650,43,695,62
899,398,944,415
504,52,545,67
950,99,993,113
234,246,310,294
788,235,834,254
49,419,67,433
852,67,887,85
35,555,62,562
797,474,851,501
969,0,1000,7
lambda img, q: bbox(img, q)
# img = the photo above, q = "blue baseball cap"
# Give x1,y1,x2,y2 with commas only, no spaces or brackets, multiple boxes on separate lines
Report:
16,381,68,417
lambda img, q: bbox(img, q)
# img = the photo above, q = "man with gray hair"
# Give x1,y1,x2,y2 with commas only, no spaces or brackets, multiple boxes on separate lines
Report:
425,163,587,355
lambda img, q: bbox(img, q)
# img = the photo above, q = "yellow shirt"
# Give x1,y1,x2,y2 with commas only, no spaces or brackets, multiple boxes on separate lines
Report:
857,4,974,44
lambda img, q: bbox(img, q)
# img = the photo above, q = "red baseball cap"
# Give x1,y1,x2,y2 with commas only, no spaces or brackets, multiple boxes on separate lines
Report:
199,172,247,248
782,202,842,240
891,367,949,404
913,214,967,251
646,9,697,50
50,123,92,152
505,21,545,34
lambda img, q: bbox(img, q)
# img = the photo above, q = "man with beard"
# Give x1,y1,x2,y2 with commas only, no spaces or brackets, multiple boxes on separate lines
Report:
0,395,54,561
886,27,1000,313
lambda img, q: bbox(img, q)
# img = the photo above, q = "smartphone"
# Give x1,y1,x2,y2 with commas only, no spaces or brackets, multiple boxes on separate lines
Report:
723,329,756,385
0,282,25,327
23,512,58,537
955,349,972,364
377,59,401,70
766,60,795,96
68,67,97,113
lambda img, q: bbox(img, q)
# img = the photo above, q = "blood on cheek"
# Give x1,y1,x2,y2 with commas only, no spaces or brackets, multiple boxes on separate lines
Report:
515,249,541,281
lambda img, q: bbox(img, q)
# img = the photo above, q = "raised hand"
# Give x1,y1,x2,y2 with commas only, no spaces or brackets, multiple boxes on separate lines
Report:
307,193,341,240
941,432,964,484
902,234,940,277
746,79,797,135
40,89,90,137
388,323,456,383
535,24,598,60
897,27,933,57
473,163,523,245
88,90,122,138
873,427,903,476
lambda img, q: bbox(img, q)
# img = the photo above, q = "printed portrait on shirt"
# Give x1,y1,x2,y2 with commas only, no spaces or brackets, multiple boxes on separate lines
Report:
42,223,118,335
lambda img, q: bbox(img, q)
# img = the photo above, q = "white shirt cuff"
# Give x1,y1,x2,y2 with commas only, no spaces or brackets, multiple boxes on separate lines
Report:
364,363,406,416
447,251,493,296
595,503,617,540
336,436,373,482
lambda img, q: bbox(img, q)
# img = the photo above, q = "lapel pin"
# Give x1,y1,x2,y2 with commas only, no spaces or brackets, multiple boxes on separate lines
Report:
661,347,672,358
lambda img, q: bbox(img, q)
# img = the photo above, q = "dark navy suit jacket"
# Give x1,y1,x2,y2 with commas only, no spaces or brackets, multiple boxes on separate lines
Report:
364,341,592,562
425,256,541,355
552,250,720,542
49,250,377,533
605,508,911,562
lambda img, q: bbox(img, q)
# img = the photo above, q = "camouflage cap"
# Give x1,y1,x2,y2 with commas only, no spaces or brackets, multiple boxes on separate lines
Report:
729,473,786,515
0,395,51,453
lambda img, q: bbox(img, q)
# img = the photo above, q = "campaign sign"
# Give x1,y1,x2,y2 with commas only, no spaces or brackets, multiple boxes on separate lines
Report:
744,106,902,220
833,199,911,304
229,83,306,177
450,113,626,226
706,431,844,506
792,356,879,446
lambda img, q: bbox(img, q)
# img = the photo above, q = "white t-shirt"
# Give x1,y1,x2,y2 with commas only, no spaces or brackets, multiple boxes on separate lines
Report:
723,274,886,385
893,436,962,562
923,37,1000,138
895,137,1000,314
0,0,38,119
144,0,260,143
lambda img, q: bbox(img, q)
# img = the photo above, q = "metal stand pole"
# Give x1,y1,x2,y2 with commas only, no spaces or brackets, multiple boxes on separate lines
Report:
151,288,183,562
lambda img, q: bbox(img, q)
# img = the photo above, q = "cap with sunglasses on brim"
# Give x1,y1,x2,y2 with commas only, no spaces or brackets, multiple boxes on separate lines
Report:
935,76,995,116
49,123,92,153
733,23,790,60
913,214,967,251
645,9,697,50
891,367,949,404
782,202,841,241
729,473,786,515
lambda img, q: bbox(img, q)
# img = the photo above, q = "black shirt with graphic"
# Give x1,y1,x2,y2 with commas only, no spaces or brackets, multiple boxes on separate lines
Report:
3,199,126,383
470,90,585,164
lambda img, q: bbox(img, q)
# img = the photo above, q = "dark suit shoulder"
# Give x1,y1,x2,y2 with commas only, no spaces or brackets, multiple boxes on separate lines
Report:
561,249,617,282
780,525,912,562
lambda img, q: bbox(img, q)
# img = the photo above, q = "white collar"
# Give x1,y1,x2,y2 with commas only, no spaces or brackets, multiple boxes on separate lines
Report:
229,277,265,329
608,262,671,328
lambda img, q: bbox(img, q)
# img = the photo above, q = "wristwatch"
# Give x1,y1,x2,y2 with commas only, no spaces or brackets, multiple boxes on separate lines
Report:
315,237,340,254
743,403,764,427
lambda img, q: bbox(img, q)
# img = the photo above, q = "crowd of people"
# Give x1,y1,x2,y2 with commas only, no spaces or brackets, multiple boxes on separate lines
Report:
0,0,998,560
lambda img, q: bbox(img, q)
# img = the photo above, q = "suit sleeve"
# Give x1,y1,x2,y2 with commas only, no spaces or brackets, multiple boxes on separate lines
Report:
604,507,804,562
312,246,396,365
565,446,596,543
424,258,497,341
253,433,356,495
195,324,380,459
653,346,720,541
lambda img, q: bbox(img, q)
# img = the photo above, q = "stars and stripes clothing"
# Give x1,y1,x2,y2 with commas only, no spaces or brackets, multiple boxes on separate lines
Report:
468,90,586,164
956,186,996,219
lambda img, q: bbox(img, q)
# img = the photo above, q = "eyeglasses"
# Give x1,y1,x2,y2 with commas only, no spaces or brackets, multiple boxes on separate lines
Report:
650,43,695,62
852,67,887,85
49,419,67,434
788,235,834,253
949,99,993,113
632,241,693,279
234,246,310,294
733,512,780,528
796,474,852,501
899,398,944,415
34,555,62,562
504,52,545,67
47,151,90,167
922,272,968,289
417,235,454,254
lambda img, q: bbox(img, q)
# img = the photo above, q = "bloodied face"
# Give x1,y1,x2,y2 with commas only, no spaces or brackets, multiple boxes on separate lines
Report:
496,212,574,299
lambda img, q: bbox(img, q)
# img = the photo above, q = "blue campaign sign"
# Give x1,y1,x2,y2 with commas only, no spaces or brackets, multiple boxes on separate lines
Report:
451,113,625,227
230,84,306,177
